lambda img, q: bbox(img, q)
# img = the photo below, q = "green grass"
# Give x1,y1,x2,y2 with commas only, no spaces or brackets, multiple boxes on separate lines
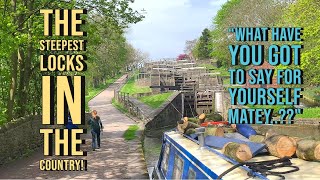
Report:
200,64,230,77
0,118,6,126
112,98,128,114
200,63,216,70
120,77,152,95
302,87,320,102
296,107,320,118
85,74,122,112
123,125,139,140
139,92,173,109
247,105,320,119
223,78,230,85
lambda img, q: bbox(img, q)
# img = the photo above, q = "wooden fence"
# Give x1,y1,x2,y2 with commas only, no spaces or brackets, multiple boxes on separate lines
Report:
113,74,153,122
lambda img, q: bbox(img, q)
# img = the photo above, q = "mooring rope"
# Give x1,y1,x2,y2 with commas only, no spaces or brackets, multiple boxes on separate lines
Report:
186,97,195,118
170,102,183,116
217,157,299,180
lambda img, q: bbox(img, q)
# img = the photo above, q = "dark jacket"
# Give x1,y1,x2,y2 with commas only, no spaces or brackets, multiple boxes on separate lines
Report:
88,116,103,132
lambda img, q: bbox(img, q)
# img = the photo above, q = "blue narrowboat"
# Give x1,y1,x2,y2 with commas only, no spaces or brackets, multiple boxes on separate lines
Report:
150,130,320,180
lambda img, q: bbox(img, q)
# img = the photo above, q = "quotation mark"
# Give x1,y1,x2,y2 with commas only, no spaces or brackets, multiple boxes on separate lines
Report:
228,27,235,33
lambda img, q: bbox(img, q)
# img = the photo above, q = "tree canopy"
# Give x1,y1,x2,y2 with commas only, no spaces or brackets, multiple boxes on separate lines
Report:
191,0,319,86
192,28,212,60
280,0,320,86
0,0,146,123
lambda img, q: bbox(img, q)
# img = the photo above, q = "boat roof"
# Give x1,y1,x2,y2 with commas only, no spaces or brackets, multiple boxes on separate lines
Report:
165,131,320,180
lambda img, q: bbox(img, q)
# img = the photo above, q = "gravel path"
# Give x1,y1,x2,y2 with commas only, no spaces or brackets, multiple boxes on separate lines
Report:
0,75,148,179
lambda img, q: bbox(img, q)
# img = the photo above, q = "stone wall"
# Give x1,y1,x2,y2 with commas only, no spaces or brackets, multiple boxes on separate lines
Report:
0,113,91,166
0,115,44,165
144,92,182,138
252,123,320,141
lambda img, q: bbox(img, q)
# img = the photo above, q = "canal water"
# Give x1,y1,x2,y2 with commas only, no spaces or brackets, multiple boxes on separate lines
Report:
143,136,162,168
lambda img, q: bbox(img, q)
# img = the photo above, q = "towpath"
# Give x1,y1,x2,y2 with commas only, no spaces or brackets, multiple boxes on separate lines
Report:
0,75,148,179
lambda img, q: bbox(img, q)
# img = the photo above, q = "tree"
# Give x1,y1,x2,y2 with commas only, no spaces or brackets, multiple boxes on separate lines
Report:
209,0,293,67
193,28,212,60
177,54,188,60
0,0,145,123
184,39,197,55
280,0,320,86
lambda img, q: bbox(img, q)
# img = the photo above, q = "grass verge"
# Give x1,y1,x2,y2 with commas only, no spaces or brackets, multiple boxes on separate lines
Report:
120,77,151,95
296,107,320,118
302,87,320,102
123,125,139,140
200,64,230,76
139,92,173,109
248,104,320,119
111,98,129,114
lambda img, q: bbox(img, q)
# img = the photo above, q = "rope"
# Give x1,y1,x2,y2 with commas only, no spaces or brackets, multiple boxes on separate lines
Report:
217,157,299,180
170,102,183,116
186,96,195,118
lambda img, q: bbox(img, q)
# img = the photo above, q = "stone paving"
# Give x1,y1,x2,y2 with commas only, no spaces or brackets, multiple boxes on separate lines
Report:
0,75,148,179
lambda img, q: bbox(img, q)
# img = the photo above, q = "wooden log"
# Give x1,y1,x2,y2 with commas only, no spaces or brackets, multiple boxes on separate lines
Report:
222,142,252,162
199,113,206,120
223,127,236,133
265,129,278,139
205,127,224,137
296,140,320,161
188,117,198,124
185,128,196,135
199,113,206,123
291,136,315,143
249,135,265,143
265,135,297,158
187,122,200,129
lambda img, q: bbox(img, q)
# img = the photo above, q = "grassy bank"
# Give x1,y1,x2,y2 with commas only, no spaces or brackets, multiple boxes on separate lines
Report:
120,77,151,95
139,92,173,109
111,98,129,114
302,87,320,102
200,63,230,76
296,107,320,118
85,74,122,112
247,104,320,119
123,125,139,140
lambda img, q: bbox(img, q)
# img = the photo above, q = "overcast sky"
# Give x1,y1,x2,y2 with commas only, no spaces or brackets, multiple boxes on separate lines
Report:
126,0,228,60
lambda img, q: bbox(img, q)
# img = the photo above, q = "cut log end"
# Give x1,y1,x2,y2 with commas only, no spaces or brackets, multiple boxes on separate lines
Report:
265,135,297,158
222,142,252,162
199,113,206,121
296,140,320,161
316,144,320,160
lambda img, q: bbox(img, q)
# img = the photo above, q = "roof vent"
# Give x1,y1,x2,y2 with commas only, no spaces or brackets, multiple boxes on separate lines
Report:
195,127,205,150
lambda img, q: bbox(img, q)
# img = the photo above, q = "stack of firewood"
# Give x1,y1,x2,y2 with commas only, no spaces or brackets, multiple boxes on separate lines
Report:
223,129,320,162
250,129,320,161
178,116,320,162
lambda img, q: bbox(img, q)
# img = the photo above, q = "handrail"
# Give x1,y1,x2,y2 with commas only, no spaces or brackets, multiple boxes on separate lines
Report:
113,73,154,123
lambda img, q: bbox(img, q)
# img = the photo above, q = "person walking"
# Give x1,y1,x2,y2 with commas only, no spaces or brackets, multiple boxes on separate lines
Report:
88,110,103,151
